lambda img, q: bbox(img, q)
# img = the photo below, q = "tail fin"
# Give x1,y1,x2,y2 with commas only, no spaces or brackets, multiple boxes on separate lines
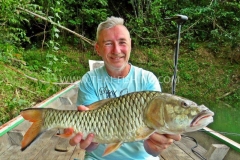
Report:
20,108,44,150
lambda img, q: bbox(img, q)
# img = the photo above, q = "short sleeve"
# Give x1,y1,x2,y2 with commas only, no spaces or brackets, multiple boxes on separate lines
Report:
145,72,161,92
76,73,99,106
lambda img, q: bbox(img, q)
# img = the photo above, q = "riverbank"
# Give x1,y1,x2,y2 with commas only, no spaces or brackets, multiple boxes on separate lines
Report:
0,45,239,126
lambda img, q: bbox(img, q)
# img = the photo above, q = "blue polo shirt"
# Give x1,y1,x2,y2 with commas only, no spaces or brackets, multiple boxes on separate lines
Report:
77,64,161,160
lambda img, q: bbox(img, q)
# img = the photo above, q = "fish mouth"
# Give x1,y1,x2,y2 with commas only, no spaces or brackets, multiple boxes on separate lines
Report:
190,109,214,127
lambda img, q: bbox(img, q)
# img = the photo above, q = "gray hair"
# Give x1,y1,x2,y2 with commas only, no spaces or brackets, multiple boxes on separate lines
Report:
96,16,124,41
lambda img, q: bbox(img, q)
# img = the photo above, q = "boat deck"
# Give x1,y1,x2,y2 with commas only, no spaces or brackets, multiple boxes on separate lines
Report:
0,86,208,160
0,129,207,160
1,83,237,160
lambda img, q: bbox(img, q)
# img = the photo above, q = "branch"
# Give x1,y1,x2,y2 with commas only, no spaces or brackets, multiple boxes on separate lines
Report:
6,65,78,85
217,85,240,99
17,7,95,46
9,57,26,65
42,8,49,50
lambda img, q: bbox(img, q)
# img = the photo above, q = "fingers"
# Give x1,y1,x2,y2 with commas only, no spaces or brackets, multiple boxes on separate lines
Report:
150,133,181,145
150,133,173,144
77,105,89,111
144,133,182,156
69,133,99,152
69,133,83,146
144,139,162,157
85,141,99,152
165,134,181,141
79,133,95,149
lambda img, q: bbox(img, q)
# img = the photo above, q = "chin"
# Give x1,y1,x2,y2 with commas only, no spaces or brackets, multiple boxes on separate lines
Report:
110,62,127,69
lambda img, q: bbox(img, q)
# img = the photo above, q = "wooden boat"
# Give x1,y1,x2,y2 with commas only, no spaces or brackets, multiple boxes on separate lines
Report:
0,61,240,160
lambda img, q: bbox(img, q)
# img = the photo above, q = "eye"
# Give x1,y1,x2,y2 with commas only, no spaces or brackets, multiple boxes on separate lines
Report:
181,101,188,107
105,42,113,46
105,43,112,46
119,41,126,45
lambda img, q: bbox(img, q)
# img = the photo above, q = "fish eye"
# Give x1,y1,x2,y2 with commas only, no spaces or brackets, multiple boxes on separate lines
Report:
181,101,188,107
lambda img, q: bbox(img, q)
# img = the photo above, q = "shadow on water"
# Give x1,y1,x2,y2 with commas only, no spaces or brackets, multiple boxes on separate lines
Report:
203,101,240,143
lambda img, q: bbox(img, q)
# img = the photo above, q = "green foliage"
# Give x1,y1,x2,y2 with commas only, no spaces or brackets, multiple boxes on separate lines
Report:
0,0,240,125
0,0,30,46
2,0,239,62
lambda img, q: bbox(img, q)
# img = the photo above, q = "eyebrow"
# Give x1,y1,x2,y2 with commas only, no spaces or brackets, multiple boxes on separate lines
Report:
103,38,127,42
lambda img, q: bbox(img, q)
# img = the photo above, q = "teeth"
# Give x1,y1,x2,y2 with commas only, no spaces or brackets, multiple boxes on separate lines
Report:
112,57,120,60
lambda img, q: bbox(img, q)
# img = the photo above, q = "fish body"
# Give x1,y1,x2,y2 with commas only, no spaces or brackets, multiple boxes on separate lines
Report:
20,91,214,156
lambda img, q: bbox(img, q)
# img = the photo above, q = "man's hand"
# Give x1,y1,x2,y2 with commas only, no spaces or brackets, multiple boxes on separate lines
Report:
69,105,99,152
144,133,181,156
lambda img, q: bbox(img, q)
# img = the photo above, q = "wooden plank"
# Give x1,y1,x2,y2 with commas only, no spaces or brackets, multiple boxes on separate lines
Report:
55,145,77,160
0,134,11,156
35,135,65,160
37,131,79,160
174,136,207,160
205,144,229,160
17,129,59,159
59,97,73,105
70,147,85,160
7,129,24,145
179,135,207,159
53,137,79,160
0,145,22,160
8,146,23,160
55,138,69,152
161,142,193,160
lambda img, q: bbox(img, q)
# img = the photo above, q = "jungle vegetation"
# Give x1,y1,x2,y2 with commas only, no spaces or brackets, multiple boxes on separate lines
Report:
0,0,239,124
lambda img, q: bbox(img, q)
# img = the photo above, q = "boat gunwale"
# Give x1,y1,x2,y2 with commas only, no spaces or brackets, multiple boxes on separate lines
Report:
203,127,240,153
0,81,80,137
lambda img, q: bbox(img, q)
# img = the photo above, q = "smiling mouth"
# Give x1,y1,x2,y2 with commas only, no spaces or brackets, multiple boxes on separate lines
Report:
111,55,124,60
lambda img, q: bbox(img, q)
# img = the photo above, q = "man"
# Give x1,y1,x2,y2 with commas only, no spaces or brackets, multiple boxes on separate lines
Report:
69,16,181,159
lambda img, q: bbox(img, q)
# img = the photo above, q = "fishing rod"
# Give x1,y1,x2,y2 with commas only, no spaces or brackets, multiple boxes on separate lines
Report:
163,15,209,159
164,15,188,95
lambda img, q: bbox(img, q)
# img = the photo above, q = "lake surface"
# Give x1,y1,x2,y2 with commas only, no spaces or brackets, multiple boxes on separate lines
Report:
204,101,240,143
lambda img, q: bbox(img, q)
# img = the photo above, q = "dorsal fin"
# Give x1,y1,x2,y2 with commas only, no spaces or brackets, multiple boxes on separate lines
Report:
88,98,113,110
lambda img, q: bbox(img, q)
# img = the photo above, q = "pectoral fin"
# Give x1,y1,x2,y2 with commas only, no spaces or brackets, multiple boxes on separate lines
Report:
103,142,122,156
135,127,155,140
56,128,74,138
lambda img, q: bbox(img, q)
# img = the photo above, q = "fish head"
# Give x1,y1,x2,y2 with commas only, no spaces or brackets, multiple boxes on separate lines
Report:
145,94,214,134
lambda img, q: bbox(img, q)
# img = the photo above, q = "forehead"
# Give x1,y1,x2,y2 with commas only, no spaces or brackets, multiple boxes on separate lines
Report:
99,25,130,41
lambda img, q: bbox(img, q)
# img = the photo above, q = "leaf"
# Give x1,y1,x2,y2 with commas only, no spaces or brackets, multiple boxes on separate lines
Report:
55,33,59,38
53,46,59,51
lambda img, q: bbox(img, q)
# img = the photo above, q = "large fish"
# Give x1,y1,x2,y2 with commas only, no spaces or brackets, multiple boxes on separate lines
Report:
20,91,214,156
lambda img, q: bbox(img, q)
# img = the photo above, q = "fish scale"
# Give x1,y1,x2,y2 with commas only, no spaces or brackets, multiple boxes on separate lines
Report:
20,91,214,156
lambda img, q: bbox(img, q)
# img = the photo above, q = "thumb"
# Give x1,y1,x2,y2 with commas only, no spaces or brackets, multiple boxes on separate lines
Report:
77,105,89,111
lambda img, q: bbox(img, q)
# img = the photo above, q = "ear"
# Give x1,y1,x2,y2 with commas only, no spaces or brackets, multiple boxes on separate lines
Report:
95,43,100,56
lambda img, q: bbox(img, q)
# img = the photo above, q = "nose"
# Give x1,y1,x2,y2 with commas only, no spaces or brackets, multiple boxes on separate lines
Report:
113,43,121,54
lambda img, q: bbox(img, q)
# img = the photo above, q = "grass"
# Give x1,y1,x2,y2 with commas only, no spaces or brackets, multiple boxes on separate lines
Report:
130,45,240,106
0,44,239,125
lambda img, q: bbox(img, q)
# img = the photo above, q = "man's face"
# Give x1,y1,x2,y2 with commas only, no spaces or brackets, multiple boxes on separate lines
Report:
95,25,131,72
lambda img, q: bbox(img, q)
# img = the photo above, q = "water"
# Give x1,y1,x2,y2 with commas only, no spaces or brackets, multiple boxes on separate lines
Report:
204,101,240,143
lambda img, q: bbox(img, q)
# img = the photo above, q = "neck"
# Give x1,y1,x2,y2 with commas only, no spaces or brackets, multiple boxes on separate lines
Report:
106,63,131,78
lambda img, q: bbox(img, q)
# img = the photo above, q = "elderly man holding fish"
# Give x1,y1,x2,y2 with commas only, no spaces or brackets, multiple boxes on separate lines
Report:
20,16,213,159
69,16,181,160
